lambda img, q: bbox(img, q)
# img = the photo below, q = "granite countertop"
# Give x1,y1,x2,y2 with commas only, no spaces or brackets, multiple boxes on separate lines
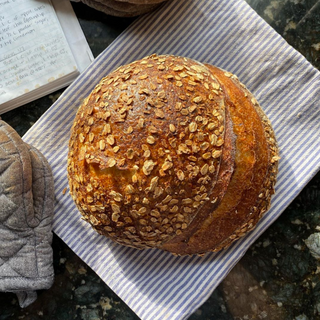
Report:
1,0,320,319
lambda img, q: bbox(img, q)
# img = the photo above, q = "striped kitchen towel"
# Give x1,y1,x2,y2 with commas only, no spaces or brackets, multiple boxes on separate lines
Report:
23,0,320,319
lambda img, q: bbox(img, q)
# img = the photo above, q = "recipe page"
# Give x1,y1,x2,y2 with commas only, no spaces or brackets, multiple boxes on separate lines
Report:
0,0,77,105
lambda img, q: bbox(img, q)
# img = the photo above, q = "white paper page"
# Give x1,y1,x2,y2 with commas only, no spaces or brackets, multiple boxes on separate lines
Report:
52,0,94,72
0,0,78,105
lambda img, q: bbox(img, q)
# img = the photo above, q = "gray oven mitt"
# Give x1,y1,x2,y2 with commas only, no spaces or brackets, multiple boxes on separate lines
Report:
0,120,55,308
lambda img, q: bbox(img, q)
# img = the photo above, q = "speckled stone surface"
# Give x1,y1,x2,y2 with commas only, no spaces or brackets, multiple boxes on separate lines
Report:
1,1,320,319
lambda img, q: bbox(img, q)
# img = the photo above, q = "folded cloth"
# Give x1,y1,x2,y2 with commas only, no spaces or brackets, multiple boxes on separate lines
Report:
0,120,55,308
23,0,320,319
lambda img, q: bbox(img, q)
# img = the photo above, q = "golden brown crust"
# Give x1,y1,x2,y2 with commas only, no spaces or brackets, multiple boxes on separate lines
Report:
161,107,236,253
67,54,279,255
205,66,279,253
68,54,227,249
164,65,278,255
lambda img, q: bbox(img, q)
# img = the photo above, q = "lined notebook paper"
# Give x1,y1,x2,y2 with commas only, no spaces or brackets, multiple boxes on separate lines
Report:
23,0,320,319
0,0,93,114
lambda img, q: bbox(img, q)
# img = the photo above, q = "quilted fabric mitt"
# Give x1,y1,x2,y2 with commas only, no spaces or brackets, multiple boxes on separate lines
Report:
0,120,55,308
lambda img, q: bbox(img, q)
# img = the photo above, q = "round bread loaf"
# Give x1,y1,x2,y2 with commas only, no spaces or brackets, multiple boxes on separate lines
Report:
67,54,279,255
93,0,161,11
115,0,166,4
79,0,166,17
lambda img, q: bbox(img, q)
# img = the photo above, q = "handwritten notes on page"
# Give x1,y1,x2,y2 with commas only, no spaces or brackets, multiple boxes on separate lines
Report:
0,0,79,111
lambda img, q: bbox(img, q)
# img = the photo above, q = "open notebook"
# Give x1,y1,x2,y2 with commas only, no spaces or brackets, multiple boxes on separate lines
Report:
0,0,93,114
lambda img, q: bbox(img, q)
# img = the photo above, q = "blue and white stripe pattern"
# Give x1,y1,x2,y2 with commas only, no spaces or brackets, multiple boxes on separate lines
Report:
23,0,320,319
